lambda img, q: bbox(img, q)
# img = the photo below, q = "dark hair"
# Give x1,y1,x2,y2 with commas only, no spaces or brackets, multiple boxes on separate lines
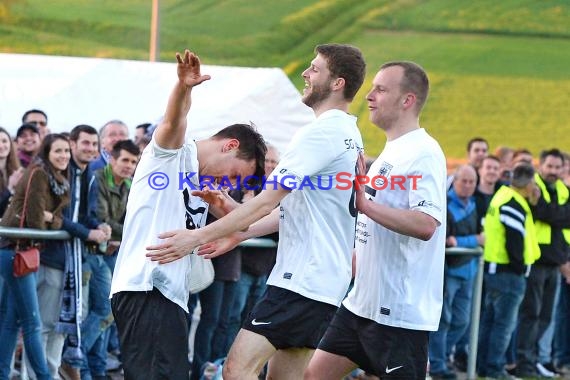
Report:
212,123,267,185
110,139,140,159
315,44,366,101
70,124,98,142
22,109,47,124
16,123,40,138
466,137,488,152
380,61,429,113
0,127,21,190
136,123,152,134
511,164,535,189
37,133,70,172
539,148,564,165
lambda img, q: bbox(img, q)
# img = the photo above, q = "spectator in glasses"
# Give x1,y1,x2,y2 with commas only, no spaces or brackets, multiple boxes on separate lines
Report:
22,109,50,141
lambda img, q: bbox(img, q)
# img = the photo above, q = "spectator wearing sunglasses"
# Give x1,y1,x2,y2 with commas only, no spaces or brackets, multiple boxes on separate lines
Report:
22,109,50,141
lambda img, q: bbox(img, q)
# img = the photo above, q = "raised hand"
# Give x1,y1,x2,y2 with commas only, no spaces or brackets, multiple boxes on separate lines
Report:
176,49,211,88
355,152,369,212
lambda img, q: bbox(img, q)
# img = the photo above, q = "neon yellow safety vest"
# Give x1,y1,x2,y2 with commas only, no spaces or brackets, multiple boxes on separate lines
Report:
484,185,540,264
534,173,570,245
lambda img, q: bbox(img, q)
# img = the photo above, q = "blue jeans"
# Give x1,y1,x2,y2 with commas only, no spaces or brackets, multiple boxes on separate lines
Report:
478,272,526,378
429,273,474,373
86,252,120,377
225,271,268,352
506,327,518,365
191,280,238,380
0,248,50,380
539,272,560,363
67,254,113,380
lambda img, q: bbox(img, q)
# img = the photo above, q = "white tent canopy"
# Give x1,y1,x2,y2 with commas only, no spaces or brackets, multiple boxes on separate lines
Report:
0,53,314,153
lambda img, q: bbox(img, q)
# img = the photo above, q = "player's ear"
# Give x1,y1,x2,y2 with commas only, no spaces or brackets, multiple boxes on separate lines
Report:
403,93,416,109
222,139,239,152
332,77,345,92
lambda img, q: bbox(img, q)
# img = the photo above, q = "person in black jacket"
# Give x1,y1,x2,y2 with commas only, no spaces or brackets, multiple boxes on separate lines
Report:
516,149,570,378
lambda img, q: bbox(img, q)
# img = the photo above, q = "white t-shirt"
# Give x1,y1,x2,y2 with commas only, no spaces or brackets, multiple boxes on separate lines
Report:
267,109,363,306
110,137,209,312
343,128,447,331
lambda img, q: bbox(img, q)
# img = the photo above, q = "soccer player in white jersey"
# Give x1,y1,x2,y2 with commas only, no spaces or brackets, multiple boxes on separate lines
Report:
304,62,447,380
146,44,366,380
109,50,266,380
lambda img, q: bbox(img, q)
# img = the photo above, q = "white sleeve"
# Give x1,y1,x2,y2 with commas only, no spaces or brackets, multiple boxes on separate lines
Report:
408,154,446,224
149,134,185,159
273,126,338,189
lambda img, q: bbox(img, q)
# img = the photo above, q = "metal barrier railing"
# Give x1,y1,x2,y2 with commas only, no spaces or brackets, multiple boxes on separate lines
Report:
0,226,71,240
0,226,277,248
445,246,483,380
1,227,480,377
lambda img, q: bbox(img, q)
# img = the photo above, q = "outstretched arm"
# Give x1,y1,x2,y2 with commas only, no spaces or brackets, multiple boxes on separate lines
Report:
155,49,211,149
146,187,288,263
197,207,280,259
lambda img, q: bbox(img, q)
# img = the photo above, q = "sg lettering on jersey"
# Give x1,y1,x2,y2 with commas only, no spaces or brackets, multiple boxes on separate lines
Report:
344,138,363,151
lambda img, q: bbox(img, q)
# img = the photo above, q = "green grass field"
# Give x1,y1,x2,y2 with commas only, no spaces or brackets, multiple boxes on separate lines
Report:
1,0,569,158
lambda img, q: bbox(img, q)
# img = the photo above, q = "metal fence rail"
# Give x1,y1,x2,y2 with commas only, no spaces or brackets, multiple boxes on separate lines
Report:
0,226,277,248
0,227,481,378
445,246,484,380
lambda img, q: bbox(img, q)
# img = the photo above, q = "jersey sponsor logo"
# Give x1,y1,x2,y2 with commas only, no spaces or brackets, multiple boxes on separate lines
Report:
376,161,393,187
283,272,292,280
385,365,403,374
251,319,272,326
416,200,441,212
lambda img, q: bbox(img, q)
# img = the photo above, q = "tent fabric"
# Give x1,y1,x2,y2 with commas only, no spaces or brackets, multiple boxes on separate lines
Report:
0,53,314,153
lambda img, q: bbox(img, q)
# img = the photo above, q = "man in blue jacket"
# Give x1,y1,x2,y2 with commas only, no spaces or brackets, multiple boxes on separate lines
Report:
429,165,484,379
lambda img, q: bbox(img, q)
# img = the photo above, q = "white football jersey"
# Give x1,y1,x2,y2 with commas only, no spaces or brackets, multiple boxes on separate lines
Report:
111,137,209,312
343,128,447,331
267,109,363,306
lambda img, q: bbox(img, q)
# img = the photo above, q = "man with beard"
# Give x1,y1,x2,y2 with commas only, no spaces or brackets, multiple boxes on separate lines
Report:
147,43,366,380
304,62,447,380
515,149,570,378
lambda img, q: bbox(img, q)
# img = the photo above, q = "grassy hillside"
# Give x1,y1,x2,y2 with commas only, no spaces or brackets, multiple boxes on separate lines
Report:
1,0,569,158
